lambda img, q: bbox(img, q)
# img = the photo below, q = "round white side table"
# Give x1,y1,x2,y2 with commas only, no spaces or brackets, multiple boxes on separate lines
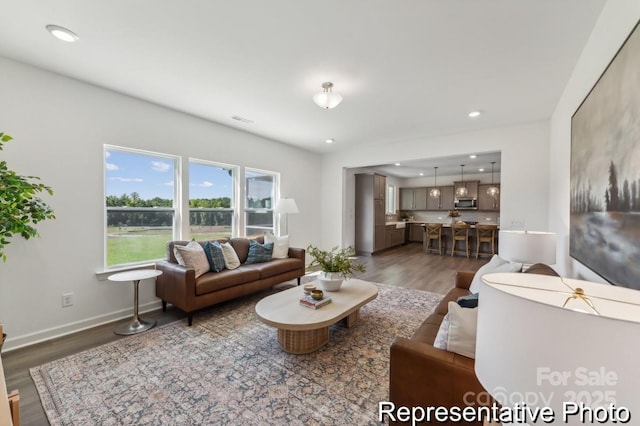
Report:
108,269,162,335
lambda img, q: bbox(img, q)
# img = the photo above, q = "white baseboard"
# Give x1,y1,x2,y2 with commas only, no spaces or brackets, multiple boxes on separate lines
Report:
3,300,165,352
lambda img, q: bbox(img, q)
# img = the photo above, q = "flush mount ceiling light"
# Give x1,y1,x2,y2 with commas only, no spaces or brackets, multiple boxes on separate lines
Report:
394,163,401,166
468,111,482,118
325,138,334,144
487,161,500,197
46,24,79,42
455,164,469,197
313,82,343,109
469,154,477,159
429,167,441,198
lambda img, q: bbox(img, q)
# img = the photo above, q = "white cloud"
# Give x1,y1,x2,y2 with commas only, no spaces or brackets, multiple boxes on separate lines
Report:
191,181,214,187
151,161,171,172
110,177,143,182
105,162,119,171
163,181,174,187
105,151,111,158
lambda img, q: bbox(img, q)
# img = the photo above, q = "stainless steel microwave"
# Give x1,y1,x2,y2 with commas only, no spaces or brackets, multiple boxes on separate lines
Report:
454,197,477,209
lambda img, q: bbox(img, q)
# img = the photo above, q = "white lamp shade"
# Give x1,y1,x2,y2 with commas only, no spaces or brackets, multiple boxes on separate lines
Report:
312,92,343,109
275,198,299,214
476,272,640,424
498,230,557,265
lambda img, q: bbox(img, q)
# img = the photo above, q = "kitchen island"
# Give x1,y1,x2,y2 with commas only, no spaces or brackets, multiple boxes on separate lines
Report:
400,221,499,257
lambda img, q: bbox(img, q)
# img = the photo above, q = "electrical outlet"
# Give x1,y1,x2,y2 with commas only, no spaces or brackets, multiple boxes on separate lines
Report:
62,293,74,307
510,219,525,228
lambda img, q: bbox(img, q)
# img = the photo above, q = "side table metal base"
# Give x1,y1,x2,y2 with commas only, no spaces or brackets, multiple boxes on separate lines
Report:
114,317,157,335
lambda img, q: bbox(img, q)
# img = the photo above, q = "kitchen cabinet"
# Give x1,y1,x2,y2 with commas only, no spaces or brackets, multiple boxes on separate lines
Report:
385,225,406,248
454,180,479,199
355,173,387,254
409,223,424,242
478,184,501,211
375,174,386,200
426,186,454,211
399,187,427,210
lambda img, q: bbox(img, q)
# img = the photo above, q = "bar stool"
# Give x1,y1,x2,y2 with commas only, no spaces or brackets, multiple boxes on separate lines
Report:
451,223,471,258
476,224,498,259
424,223,445,255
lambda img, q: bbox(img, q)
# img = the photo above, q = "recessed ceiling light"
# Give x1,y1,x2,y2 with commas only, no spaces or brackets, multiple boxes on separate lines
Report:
468,111,482,118
325,138,334,144
469,154,477,159
479,168,485,172
46,25,79,42
395,163,401,166
419,172,424,176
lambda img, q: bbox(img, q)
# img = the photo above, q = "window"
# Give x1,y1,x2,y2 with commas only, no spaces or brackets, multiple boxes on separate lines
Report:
386,184,396,214
244,169,278,236
189,160,236,240
104,146,178,267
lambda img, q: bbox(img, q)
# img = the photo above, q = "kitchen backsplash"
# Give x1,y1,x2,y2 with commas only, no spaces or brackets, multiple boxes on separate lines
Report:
398,210,500,225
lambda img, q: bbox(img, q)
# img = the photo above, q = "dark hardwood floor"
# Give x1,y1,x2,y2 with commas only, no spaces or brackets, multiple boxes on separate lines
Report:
2,242,489,425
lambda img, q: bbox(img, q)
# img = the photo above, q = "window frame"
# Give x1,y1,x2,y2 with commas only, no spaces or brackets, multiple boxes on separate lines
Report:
188,158,239,240
104,145,180,269
243,167,280,236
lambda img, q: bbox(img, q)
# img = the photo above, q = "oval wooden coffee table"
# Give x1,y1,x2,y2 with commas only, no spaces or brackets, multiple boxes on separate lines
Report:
255,279,378,354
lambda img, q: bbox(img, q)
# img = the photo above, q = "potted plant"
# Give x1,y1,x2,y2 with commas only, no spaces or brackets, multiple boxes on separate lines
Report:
0,132,55,261
306,245,366,291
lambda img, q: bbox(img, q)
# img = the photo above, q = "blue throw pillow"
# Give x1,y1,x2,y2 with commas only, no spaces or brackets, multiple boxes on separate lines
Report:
204,241,226,272
457,293,479,308
245,240,274,264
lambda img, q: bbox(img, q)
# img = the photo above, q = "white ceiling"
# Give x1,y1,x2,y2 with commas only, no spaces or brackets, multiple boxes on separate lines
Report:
370,151,502,179
0,0,605,162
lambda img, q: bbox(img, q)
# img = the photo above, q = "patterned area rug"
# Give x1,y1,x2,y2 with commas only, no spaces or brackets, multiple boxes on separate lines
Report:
31,280,442,425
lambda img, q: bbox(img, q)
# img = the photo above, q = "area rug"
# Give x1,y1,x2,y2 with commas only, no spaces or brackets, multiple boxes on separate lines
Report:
31,281,442,425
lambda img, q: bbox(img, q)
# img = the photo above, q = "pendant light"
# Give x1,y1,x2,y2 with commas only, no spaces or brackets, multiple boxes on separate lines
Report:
487,162,500,197
456,164,468,197
429,167,441,198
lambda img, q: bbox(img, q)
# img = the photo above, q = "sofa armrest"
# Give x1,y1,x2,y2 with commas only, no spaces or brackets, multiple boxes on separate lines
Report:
389,336,486,425
287,247,305,260
455,270,476,290
155,260,197,312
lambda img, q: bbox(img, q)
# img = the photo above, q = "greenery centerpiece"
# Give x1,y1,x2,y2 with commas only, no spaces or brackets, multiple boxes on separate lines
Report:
0,132,55,262
307,245,366,291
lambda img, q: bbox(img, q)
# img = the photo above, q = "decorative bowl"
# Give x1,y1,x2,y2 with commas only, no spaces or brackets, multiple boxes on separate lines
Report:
303,284,316,295
311,289,324,300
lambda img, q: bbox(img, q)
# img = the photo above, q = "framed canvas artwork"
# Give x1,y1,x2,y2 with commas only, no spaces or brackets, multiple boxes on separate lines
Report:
570,19,640,288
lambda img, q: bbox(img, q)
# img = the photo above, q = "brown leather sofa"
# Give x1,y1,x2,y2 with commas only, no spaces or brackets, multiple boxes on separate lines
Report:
389,271,485,426
155,236,305,325
389,264,559,425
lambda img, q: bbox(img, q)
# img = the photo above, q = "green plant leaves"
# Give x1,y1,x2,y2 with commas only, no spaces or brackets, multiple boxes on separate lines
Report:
0,133,55,261
306,245,366,279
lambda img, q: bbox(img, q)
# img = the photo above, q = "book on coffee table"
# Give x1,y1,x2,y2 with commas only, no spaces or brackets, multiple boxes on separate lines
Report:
299,295,332,309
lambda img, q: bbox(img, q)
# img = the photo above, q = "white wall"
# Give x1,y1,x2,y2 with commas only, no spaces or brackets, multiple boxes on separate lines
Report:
321,121,551,249
549,0,640,279
0,57,322,350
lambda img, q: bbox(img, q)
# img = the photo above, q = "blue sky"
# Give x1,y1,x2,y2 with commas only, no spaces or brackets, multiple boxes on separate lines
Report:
105,150,232,200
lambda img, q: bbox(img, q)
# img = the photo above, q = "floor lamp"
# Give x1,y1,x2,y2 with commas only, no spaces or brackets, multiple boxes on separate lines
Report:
275,198,299,236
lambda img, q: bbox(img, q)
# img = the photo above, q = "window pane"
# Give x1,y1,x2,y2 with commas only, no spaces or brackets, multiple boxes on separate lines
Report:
106,210,173,266
245,169,277,235
189,161,235,240
246,171,274,209
105,148,176,267
387,184,396,214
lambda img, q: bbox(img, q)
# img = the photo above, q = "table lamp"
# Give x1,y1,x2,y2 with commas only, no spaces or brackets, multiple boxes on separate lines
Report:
475,272,640,425
275,197,299,236
498,230,557,266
